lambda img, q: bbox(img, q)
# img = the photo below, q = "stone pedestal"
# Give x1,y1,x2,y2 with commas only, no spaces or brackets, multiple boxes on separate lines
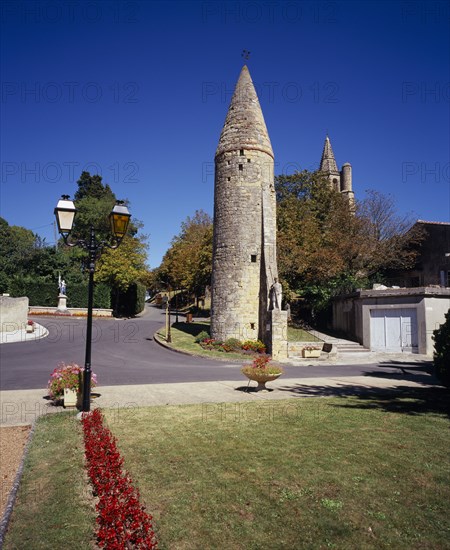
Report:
267,309,288,360
57,293,68,312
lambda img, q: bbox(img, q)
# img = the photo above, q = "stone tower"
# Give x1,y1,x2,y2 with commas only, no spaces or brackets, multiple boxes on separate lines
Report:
319,135,355,204
211,66,287,357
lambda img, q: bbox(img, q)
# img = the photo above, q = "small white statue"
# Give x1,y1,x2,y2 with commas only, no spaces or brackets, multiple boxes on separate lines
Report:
59,279,66,295
271,278,282,310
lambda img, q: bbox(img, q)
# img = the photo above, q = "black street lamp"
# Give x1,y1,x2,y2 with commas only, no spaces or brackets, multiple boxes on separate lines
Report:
54,195,131,412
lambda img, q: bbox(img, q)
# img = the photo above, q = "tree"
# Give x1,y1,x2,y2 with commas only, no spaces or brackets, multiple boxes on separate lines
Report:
69,171,148,290
355,190,424,276
275,171,424,312
0,218,38,278
95,234,151,291
71,172,117,242
156,210,213,298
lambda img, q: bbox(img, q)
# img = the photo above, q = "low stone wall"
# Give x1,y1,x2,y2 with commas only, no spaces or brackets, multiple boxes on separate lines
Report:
0,296,29,332
287,341,337,358
288,341,323,355
28,306,113,317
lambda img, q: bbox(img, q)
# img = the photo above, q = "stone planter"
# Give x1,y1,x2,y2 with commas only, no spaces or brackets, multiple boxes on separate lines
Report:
302,349,321,358
25,325,34,333
63,388,78,408
242,370,282,391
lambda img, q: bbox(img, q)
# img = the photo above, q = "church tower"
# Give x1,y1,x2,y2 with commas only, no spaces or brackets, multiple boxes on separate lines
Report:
211,66,286,356
319,135,355,204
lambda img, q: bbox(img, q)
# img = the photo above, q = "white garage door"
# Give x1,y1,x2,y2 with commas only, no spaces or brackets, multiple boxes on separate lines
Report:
370,309,418,352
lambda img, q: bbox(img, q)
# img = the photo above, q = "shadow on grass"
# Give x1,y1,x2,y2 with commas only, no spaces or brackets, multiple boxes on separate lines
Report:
172,322,209,337
276,383,450,418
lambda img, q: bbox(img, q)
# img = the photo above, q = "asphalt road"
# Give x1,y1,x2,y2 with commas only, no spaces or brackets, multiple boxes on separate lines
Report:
0,305,435,391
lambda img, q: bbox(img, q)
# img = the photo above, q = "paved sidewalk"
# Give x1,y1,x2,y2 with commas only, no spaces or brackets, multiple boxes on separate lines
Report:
0,374,441,426
0,323,48,345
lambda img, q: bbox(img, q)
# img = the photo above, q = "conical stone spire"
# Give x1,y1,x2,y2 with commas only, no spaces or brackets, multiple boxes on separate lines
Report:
211,65,287,358
216,65,273,159
320,135,339,174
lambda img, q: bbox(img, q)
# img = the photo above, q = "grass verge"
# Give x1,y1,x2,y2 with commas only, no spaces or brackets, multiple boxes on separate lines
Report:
287,325,323,342
104,393,450,550
157,322,322,360
3,413,95,550
156,322,248,361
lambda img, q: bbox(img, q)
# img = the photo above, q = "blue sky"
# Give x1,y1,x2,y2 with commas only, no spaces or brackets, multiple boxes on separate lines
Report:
1,0,449,267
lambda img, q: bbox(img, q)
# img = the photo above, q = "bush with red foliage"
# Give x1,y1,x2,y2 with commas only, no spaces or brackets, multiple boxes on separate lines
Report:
82,408,157,549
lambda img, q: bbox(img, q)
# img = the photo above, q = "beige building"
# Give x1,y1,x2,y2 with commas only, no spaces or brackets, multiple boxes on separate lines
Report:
332,287,450,355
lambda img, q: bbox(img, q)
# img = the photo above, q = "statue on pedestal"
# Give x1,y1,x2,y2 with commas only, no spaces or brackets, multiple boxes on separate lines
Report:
59,279,66,296
270,278,282,310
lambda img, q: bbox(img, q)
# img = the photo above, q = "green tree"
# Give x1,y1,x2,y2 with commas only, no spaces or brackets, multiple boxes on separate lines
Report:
71,172,117,242
0,218,38,278
275,171,424,312
156,210,213,299
95,234,150,291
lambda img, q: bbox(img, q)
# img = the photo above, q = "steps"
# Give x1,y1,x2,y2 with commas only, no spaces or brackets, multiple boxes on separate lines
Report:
336,341,370,353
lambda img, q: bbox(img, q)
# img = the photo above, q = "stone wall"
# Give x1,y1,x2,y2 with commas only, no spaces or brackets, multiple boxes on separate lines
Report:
268,309,288,360
0,296,29,332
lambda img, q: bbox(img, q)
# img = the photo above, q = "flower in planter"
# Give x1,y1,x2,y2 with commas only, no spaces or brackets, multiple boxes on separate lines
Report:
241,354,284,377
27,320,34,326
303,345,321,351
47,362,98,401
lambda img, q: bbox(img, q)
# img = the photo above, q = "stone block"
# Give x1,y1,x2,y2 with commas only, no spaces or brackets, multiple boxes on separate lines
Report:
0,296,29,332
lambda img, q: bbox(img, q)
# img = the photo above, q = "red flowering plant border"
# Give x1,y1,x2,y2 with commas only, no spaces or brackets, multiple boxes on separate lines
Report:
81,408,157,549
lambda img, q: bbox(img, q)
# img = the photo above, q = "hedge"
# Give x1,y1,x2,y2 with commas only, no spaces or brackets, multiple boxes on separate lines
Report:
113,282,146,317
8,277,111,309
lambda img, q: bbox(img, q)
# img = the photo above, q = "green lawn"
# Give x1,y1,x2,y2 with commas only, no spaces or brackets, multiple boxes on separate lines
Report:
3,413,95,549
103,393,450,550
157,321,322,361
5,393,449,549
156,322,250,361
287,325,323,342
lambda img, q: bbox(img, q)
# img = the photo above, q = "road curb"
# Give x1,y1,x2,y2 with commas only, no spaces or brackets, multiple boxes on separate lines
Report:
152,330,244,363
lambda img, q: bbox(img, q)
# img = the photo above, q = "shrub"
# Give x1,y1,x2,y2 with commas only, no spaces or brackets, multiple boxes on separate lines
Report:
194,330,210,343
224,337,242,350
242,340,266,353
433,309,450,387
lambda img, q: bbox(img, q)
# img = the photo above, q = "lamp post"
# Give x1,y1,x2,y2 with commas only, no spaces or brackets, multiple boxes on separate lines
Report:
166,284,172,343
54,195,130,412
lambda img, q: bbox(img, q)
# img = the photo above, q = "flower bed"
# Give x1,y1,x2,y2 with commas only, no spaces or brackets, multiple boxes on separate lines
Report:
82,408,157,549
197,335,266,355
